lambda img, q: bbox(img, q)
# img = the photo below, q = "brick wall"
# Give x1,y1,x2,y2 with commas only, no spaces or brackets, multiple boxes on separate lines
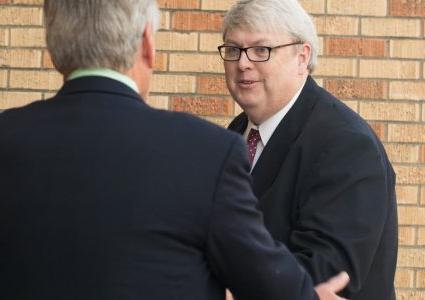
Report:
0,0,424,297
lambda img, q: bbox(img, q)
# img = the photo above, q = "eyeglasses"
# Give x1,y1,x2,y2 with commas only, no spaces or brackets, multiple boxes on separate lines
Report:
217,41,303,62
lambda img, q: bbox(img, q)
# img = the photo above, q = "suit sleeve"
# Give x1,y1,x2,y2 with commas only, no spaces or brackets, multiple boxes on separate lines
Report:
206,136,318,300
289,129,393,296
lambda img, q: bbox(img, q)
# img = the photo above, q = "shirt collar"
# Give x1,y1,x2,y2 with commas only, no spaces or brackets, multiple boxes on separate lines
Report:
67,68,139,94
244,79,307,146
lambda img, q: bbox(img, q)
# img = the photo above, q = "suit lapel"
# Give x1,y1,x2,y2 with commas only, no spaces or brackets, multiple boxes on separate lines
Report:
229,76,319,198
228,113,248,133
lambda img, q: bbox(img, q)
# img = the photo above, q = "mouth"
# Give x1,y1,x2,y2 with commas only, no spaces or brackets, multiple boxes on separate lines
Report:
237,80,260,88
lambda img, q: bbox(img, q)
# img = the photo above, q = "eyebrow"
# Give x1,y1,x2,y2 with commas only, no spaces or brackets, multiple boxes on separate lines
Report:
223,38,273,46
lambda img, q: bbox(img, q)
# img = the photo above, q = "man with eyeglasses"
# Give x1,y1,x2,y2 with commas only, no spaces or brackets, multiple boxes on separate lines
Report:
220,1,398,300
1,0,353,299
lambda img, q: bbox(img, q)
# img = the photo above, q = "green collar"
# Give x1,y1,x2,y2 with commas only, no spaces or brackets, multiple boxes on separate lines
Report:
67,68,139,93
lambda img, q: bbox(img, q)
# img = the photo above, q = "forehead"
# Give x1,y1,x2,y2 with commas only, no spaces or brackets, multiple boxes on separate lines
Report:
224,28,288,45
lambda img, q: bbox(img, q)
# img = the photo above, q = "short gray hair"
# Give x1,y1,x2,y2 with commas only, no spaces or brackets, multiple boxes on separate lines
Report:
223,0,318,73
44,0,160,76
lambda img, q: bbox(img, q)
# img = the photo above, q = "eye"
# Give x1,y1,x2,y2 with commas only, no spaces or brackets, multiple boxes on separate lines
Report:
252,47,269,57
225,47,239,56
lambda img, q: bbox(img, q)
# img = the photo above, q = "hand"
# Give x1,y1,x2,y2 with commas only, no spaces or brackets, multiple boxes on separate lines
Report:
314,272,350,300
225,289,234,300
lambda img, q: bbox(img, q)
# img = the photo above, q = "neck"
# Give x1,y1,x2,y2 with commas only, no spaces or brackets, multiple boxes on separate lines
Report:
125,65,151,99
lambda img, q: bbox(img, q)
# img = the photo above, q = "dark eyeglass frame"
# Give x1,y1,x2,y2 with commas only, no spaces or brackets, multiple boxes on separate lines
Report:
217,41,303,62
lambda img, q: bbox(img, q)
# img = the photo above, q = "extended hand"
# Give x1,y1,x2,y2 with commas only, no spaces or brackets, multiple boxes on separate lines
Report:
314,272,350,300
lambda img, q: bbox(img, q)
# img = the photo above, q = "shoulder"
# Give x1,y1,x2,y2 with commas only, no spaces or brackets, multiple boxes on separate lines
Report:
0,98,46,131
296,77,372,137
0,98,45,116
147,108,245,161
307,81,376,140
299,79,387,161
154,109,239,143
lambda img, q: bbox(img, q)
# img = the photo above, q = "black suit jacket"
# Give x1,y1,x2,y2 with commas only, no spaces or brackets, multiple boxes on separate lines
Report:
229,76,398,300
0,76,318,300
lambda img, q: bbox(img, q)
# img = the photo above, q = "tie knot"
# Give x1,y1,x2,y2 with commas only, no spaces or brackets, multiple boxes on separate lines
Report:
247,128,261,144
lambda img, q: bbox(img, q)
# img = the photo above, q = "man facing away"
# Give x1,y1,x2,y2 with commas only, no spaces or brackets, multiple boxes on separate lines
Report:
0,1,349,299
220,0,398,299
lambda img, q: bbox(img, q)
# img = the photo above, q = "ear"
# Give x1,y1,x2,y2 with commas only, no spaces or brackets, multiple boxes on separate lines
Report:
297,43,311,75
141,22,155,69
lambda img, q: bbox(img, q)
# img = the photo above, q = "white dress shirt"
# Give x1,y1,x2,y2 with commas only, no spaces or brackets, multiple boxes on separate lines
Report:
243,80,307,171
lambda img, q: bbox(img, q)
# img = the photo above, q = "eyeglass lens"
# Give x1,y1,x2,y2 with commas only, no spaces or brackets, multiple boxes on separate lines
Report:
221,46,270,61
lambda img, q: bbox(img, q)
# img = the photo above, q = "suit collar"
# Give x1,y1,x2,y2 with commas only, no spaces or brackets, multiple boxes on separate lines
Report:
57,76,144,104
67,68,139,94
229,112,249,134
229,76,319,197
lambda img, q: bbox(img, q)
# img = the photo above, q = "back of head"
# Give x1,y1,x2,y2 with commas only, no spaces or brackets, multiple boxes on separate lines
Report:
44,0,159,76
223,0,318,73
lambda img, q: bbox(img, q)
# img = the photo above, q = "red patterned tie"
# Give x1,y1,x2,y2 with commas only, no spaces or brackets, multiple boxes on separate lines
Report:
247,128,261,165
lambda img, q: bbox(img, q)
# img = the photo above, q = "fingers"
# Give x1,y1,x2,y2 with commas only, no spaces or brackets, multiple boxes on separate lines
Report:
324,272,350,293
314,272,350,300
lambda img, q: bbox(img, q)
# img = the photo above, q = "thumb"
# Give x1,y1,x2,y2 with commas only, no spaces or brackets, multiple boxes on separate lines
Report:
323,272,350,293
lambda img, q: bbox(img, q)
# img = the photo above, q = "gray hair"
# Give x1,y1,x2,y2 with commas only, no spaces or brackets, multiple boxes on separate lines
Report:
222,0,318,73
44,0,160,76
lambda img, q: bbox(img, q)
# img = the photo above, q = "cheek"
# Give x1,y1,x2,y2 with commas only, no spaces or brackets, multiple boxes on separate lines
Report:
224,74,234,92
224,64,235,78
224,68,237,88
262,63,290,87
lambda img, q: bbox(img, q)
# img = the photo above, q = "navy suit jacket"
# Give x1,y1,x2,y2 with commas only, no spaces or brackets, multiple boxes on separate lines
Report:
229,76,398,300
0,76,318,300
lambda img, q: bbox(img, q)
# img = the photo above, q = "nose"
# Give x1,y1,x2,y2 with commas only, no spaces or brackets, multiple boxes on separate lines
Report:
238,50,253,70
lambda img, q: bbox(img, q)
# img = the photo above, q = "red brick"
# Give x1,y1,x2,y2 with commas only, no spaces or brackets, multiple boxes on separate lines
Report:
157,0,199,9
390,0,425,17
0,0,12,3
171,96,233,116
172,11,223,31
325,38,387,57
368,122,387,141
324,79,388,100
197,75,228,95
154,52,168,72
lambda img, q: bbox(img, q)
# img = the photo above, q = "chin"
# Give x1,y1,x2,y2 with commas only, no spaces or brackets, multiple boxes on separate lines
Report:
230,88,257,107
234,97,258,111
